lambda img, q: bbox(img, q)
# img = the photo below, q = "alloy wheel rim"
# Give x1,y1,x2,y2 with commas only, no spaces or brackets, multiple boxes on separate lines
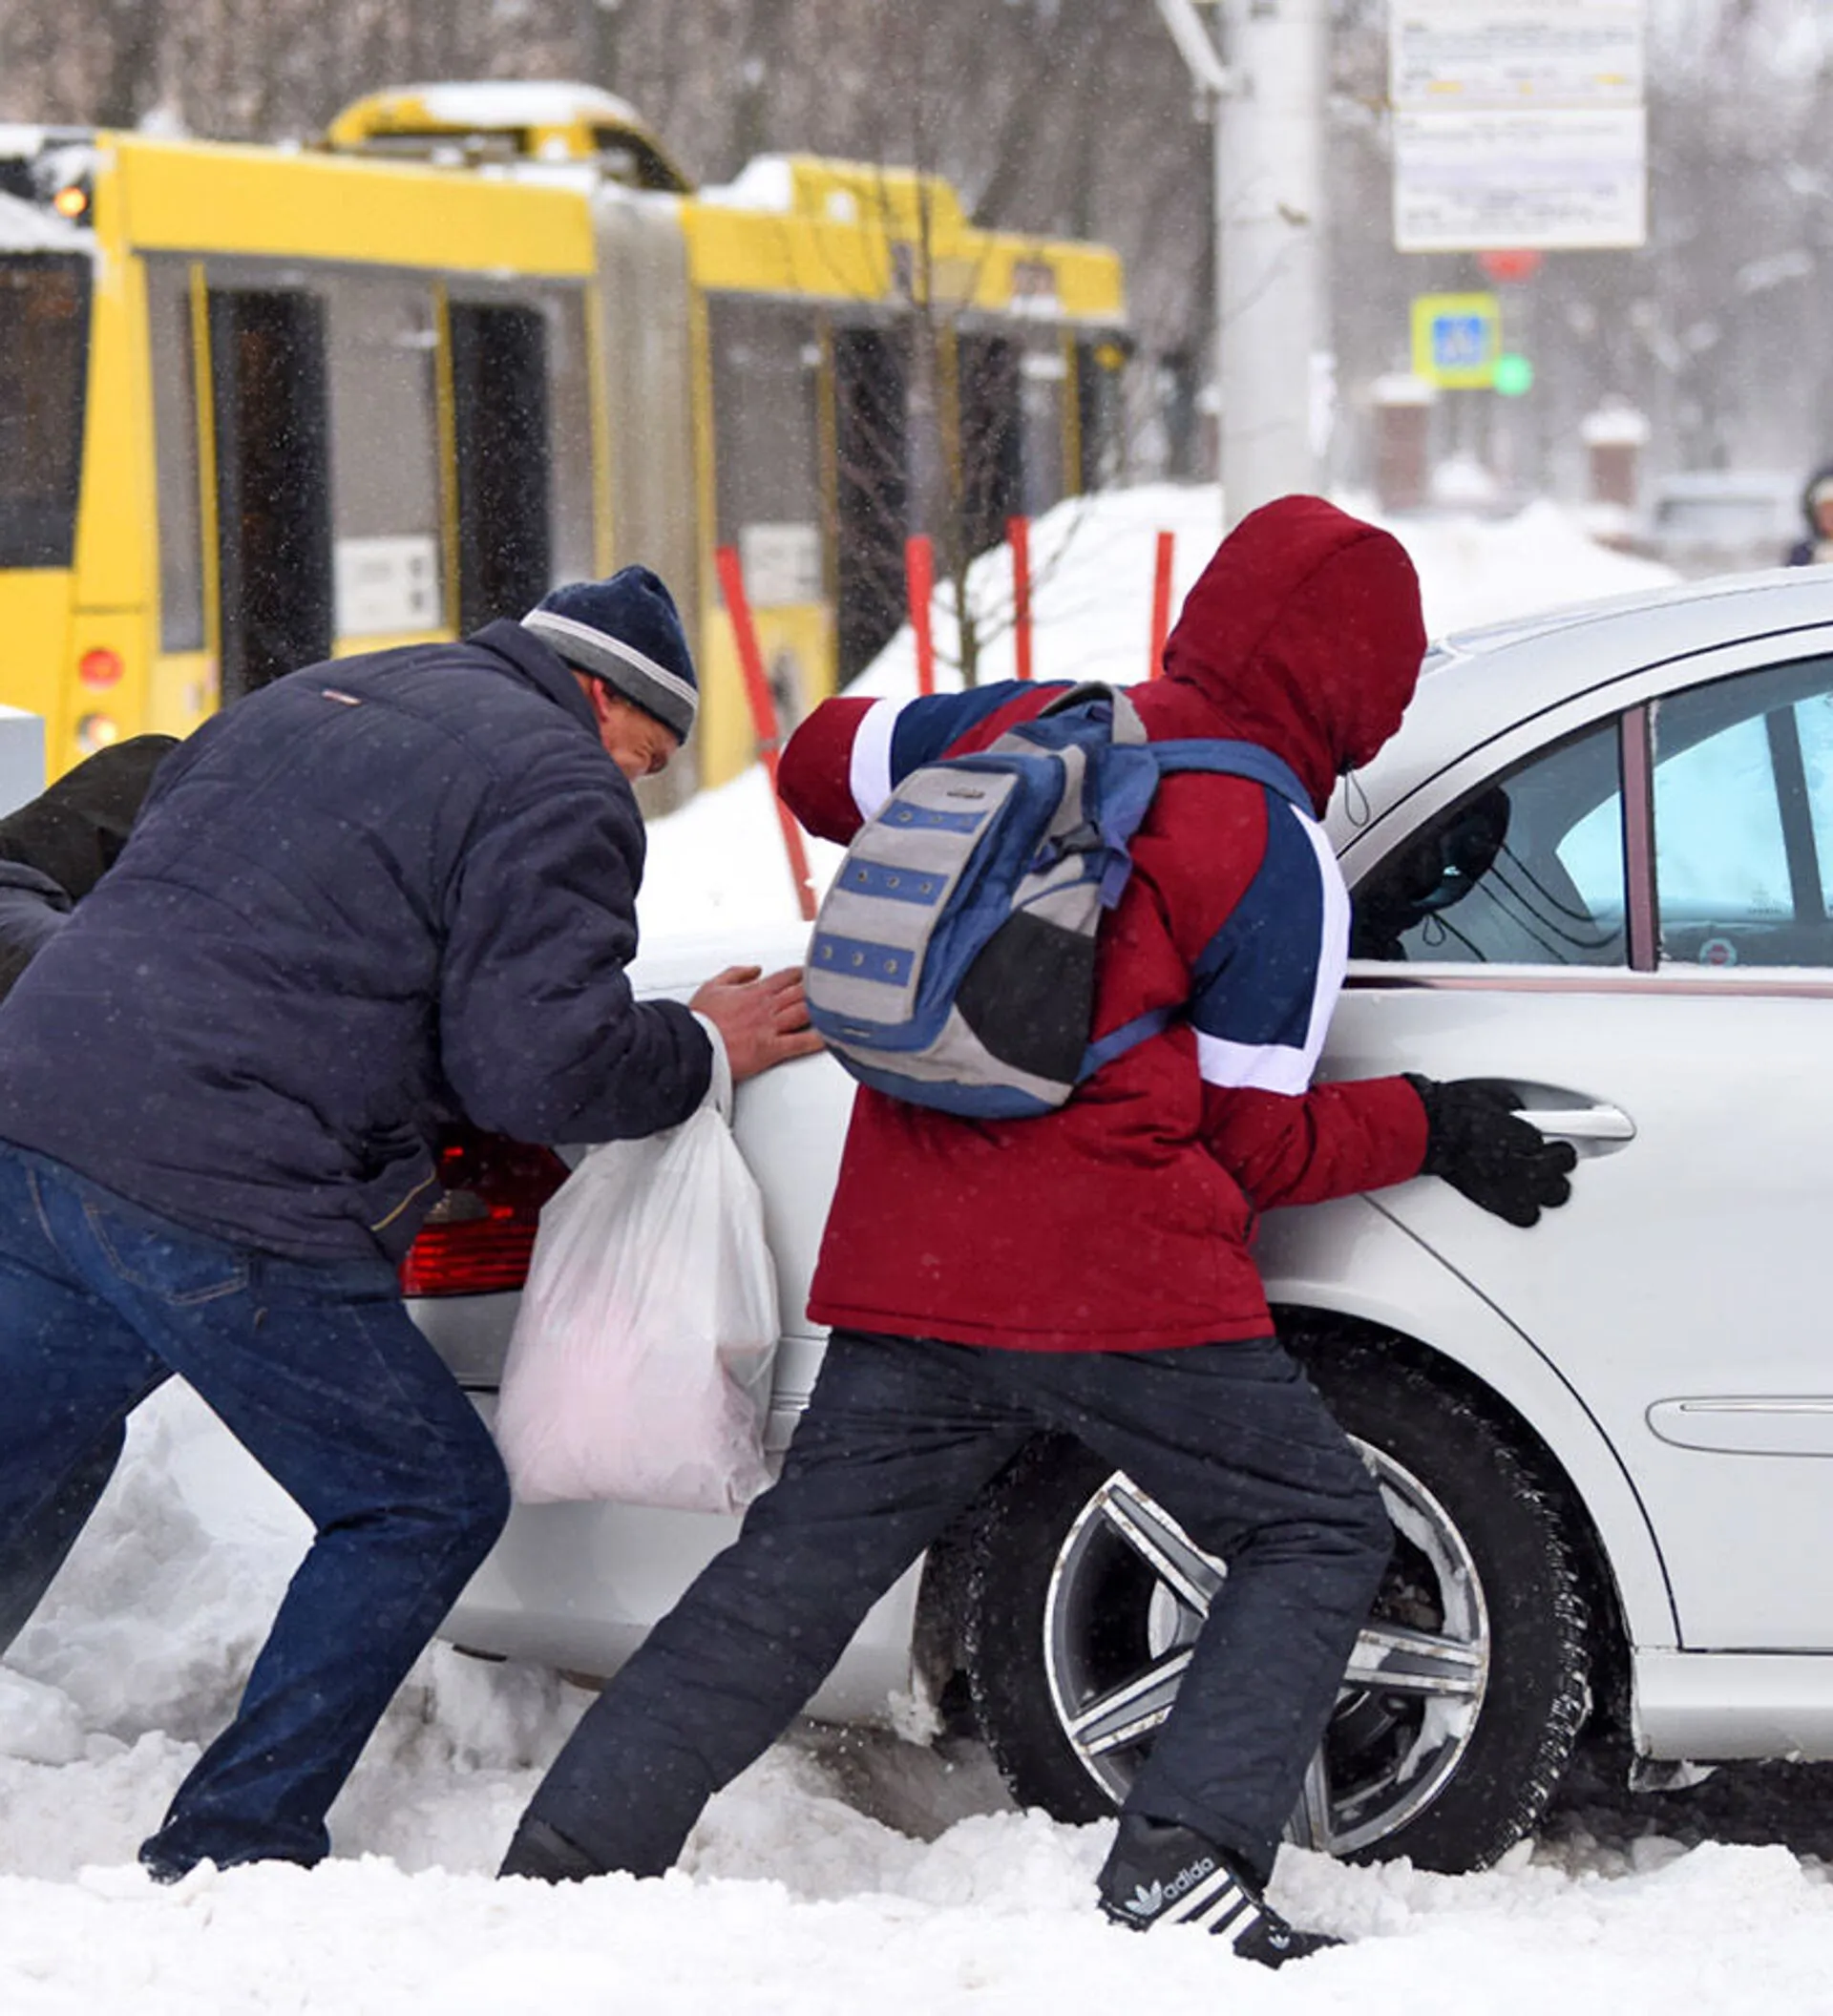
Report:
1040,1440,1490,1856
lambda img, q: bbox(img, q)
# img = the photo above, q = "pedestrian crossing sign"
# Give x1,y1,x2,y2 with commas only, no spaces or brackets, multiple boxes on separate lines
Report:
1410,292,1501,388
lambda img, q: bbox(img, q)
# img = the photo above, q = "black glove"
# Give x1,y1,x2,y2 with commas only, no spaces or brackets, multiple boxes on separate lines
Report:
1406,1076,1578,1228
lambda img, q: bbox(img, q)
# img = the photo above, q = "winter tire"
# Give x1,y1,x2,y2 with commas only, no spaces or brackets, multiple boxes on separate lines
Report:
959,1343,1592,1873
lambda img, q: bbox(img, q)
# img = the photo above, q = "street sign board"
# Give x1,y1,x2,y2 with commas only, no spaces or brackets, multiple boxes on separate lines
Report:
1410,292,1501,388
1390,1,1647,252
1394,107,1646,251
1390,1,1644,108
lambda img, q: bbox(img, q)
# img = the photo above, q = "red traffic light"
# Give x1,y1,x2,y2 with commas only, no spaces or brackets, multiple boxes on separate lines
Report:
1478,248,1543,284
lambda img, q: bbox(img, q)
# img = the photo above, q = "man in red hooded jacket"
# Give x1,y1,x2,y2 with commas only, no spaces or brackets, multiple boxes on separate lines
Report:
497,497,1574,1962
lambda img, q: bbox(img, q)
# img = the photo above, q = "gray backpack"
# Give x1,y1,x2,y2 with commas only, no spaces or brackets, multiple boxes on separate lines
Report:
804,682,1309,1119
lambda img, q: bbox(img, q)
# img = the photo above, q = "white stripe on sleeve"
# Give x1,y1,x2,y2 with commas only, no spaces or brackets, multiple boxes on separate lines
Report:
1195,810,1350,1097
849,697,902,818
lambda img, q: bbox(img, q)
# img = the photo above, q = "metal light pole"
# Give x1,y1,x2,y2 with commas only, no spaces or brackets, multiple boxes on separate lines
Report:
1155,0,1327,526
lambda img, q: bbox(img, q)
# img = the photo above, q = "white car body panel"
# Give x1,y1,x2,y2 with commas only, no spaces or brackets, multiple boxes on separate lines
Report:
1252,1188,1679,1650
1633,1651,1833,1758
1320,978,1833,1651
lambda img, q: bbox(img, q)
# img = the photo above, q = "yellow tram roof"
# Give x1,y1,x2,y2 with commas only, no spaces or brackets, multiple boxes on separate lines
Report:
685,155,1126,321
98,129,598,276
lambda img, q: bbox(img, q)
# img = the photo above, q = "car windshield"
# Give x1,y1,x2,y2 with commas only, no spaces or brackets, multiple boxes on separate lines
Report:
0,250,91,568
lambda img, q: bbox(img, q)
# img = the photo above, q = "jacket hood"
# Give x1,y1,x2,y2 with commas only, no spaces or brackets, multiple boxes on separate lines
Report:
1160,495,1427,811
0,733,178,900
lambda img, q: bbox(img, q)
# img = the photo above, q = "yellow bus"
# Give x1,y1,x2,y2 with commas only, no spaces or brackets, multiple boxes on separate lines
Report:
0,84,1128,789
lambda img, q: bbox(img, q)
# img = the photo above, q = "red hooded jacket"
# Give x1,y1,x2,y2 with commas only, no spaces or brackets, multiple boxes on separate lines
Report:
777,496,1432,1353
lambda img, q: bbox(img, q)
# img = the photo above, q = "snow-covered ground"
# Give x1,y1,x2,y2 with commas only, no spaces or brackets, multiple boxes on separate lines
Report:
10,488,1833,2011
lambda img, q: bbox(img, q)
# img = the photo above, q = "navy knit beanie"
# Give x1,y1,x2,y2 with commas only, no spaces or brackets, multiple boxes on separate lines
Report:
523,566,698,742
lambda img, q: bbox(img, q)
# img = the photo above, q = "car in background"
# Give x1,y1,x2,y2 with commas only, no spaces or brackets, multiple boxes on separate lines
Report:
406,561,1833,1876
1641,469,1801,577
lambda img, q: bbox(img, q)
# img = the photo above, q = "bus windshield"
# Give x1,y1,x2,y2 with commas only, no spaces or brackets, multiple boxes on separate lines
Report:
0,252,91,568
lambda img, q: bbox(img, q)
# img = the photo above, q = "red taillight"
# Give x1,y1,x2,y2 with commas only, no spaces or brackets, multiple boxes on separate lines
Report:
398,1132,570,1297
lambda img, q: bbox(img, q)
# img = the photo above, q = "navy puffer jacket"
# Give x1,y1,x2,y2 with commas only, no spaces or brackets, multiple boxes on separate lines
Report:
0,622,711,1262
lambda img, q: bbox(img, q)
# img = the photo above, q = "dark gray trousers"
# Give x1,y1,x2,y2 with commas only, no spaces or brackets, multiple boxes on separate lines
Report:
517,1328,1391,1881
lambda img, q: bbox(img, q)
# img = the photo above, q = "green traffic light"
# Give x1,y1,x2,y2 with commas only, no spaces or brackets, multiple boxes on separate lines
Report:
1494,352,1534,397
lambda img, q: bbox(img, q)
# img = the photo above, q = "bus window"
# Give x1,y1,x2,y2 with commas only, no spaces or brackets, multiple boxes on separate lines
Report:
325,275,443,640
709,296,823,636
208,286,334,702
1019,341,1067,518
449,300,551,631
542,288,595,591
1076,336,1127,493
709,298,821,554
145,259,204,652
957,332,1022,563
0,254,90,569
832,323,908,685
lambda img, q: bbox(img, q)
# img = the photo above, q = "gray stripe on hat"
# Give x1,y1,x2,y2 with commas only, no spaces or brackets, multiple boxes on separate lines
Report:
523,609,698,740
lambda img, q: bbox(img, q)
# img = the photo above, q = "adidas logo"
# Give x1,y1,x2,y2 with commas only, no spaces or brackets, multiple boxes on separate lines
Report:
1125,1880,1162,1918
1124,1855,1215,1918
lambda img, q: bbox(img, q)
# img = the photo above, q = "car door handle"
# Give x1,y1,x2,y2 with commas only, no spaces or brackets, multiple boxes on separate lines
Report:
1513,1104,1636,1143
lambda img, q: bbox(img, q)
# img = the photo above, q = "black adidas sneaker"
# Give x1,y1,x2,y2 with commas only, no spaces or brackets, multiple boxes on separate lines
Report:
1095,1816,1341,1968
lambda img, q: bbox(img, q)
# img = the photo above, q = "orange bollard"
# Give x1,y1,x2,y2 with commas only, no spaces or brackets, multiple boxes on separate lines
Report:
714,543,817,923
906,536,937,696
1008,515,1033,681
1148,530,1174,680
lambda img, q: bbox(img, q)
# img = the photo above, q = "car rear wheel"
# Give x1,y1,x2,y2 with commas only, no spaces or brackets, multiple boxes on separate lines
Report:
959,1346,1592,1873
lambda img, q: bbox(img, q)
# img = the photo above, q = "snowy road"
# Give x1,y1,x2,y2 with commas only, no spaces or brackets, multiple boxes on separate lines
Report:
3,1387,1831,2014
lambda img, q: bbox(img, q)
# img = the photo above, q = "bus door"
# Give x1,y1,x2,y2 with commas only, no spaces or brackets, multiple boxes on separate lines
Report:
207,287,333,703
956,333,1022,564
831,324,908,685
448,301,551,631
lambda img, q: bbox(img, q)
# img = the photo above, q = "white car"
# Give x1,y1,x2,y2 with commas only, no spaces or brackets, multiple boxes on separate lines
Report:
411,562,1833,1876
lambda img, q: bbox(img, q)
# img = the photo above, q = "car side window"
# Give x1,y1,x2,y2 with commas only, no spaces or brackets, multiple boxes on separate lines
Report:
1653,655,1833,967
1351,721,1626,964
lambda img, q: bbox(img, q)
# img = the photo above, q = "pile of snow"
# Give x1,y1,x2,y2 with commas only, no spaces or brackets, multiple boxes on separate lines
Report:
14,490,1833,2010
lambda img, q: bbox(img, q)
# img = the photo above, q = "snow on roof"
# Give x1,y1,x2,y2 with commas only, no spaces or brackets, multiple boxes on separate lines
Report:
1371,371,1435,407
698,156,797,214
1580,404,1653,447
408,80,651,133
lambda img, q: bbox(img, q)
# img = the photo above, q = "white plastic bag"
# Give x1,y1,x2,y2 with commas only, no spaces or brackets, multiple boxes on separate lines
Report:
493,1036,779,1514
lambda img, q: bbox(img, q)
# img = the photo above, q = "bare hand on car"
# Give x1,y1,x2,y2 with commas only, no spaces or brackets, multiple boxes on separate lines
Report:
689,964,825,1082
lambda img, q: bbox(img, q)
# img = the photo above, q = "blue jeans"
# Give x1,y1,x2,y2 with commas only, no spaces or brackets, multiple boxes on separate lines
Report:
0,1140,509,1874
0,1418,121,1653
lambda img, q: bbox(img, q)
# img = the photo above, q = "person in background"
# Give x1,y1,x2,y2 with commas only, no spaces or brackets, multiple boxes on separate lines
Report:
495,499,1577,1965
0,567,819,1881
1785,464,1833,566
0,734,177,997
0,734,178,1651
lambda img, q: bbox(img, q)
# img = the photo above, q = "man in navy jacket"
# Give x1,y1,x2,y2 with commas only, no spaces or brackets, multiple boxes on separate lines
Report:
0,567,817,1880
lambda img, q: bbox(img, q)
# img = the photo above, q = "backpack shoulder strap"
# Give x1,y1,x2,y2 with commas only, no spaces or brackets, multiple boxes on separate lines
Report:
1033,680,1148,746
1073,735,1315,1084
1148,737,1312,809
